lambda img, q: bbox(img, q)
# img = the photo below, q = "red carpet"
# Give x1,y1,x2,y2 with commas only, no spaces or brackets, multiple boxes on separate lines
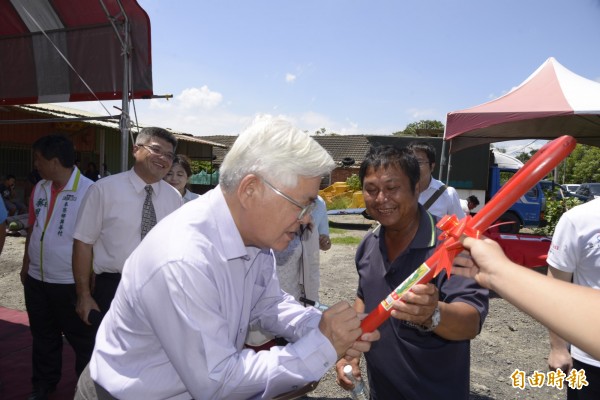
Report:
0,306,77,400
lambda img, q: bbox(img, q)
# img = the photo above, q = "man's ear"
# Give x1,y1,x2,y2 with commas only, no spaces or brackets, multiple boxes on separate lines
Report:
50,157,61,170
237,174,261,210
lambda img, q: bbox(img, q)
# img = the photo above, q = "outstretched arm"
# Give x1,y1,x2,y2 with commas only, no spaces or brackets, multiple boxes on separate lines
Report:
455,236,600,361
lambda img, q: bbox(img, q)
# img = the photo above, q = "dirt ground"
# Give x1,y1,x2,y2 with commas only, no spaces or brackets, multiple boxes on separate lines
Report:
0,216,566,399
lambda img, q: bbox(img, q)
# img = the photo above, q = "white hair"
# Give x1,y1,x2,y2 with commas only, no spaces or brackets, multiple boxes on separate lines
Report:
219,115,334,192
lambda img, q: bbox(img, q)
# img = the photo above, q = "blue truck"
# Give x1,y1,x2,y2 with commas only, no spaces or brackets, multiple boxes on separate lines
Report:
441,145,546,234
485,162,546,233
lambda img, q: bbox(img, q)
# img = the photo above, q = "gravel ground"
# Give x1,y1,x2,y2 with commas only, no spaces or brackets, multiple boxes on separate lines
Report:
0,216,567,399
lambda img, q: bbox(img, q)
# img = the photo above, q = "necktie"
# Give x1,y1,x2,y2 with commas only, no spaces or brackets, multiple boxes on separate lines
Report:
141,185,157,239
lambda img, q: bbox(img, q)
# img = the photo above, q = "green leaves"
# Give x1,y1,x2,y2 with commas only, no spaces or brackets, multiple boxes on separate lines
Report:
346,174,362,191
533,195,582,236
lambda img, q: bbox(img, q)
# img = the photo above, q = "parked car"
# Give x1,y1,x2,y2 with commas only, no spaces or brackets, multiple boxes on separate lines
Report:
575,183,600,202
539,180,587,202
564,183,580,194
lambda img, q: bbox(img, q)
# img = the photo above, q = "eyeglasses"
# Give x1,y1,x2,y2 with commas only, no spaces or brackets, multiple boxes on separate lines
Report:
262,178,316,221
138,144,175,161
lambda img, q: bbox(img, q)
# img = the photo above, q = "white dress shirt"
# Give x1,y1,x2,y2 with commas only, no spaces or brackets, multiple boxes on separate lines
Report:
418,177,465,220
90,187,336,399
182,188,199,203
73,168,183,273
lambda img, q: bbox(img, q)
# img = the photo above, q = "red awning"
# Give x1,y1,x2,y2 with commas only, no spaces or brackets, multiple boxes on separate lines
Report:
0,0,152,105
444,57,600,153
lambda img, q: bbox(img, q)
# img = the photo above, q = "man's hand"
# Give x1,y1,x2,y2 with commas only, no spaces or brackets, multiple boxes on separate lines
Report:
391,283,439,327
19,262,28,285
318,302,362,359
76,294,101,326
319,234,331,251
335,357,362,391
20,227,32,285
548,347,573,373
343,317,380,361
452,236,513,290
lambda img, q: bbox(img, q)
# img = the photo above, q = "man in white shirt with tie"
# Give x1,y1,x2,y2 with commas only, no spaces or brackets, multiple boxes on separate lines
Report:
72,127,182,341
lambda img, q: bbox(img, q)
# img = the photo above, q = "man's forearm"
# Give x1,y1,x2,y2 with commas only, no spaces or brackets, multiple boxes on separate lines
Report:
73,239,93,296
434,302,481,340
546,266,573,348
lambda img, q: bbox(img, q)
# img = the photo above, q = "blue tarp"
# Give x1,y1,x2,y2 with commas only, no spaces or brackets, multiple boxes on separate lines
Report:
189,170,219,185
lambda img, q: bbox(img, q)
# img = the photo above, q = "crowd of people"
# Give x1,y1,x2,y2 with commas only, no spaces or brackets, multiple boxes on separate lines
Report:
0,118,598,399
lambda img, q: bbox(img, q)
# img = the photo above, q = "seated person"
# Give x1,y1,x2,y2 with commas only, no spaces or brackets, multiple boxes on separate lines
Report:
1,174,27,216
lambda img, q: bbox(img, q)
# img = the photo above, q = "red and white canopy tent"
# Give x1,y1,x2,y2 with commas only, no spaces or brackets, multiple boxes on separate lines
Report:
440,57,600,267
0,0,153,171
444,57,600,154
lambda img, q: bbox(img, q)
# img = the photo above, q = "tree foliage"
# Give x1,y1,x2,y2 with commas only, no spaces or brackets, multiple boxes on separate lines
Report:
393,120,445,136
514,144,600,183
346,174,362,191
190,160,215,174
515,149,535,163
533,195,582,236
563,144,600,183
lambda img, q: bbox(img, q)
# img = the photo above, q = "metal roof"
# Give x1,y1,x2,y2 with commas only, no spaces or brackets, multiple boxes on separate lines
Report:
204,134,375,166
11,104,227,148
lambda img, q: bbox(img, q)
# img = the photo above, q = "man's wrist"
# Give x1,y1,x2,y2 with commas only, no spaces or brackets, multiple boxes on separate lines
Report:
428,303,441,331
404,304,441,332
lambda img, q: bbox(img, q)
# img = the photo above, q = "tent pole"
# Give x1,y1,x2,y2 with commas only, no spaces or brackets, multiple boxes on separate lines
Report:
439,139,448,182
99,0,133,172
119,18,131,173
446,153,453,184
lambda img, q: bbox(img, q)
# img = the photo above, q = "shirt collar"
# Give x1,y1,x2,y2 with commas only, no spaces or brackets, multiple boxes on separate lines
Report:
426,177,444,191
209,186,258,262
128,168,162,195
374,203,437,251
41,167,80,193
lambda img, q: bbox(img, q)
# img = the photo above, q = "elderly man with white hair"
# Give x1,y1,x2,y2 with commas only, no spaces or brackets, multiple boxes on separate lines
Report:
75,116,379,400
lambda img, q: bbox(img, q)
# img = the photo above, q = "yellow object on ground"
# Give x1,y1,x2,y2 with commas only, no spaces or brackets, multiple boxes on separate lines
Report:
319,183,365,209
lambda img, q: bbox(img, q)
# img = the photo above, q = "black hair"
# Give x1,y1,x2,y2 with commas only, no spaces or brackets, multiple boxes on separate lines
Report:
135,127,178,150
467,195,480,206
407,141,436,165
172,154,193,177
32,135,76,168
359,145,420,193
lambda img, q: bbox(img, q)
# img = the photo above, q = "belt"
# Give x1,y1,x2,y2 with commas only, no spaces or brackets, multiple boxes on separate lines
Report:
95,272,121,281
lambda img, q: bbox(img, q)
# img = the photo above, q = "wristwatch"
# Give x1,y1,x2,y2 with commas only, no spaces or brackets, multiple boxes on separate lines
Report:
404,303,441,332
417,304,441,332
428,303,441,331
